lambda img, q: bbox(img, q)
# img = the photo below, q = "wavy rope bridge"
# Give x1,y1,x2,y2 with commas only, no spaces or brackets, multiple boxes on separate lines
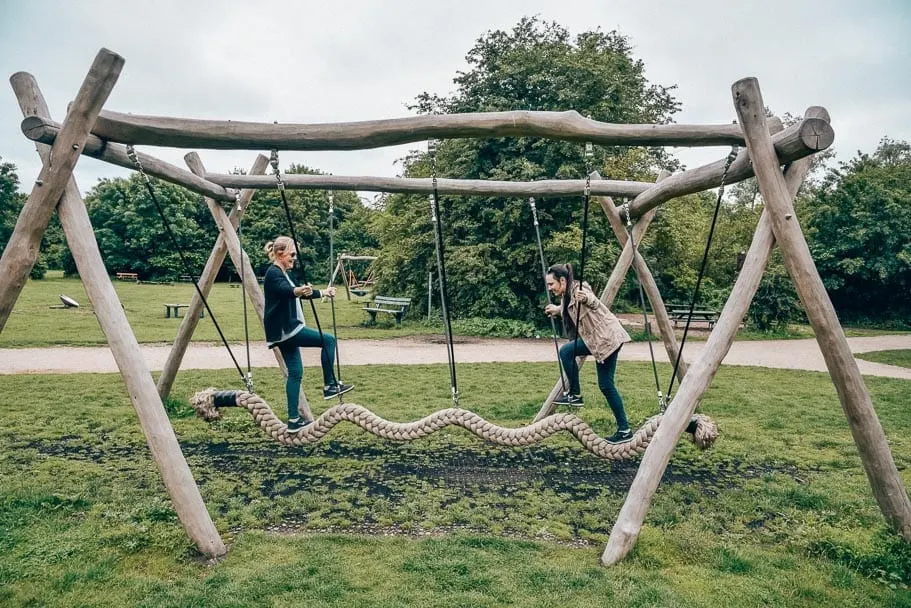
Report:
192,388,718,460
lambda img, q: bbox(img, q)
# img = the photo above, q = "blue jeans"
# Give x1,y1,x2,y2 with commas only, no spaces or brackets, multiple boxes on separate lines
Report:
277,327,337,419
559,339,629,430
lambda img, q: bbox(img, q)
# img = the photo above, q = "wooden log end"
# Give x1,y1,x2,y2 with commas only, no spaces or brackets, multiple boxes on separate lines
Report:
20,115,45,139
804,106,830,124
799,117,835,151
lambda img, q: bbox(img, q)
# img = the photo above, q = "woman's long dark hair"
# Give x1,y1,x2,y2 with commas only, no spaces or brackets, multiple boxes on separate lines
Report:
547,263,577,337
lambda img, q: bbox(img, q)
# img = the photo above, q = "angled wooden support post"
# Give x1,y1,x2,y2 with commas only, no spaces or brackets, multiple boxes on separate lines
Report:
533,171,669,423
602,144,816,566
733,78,911,541
177,154,314,423
11,71,226,558
156,153,270,398
0,49,123,332
595,171,687,384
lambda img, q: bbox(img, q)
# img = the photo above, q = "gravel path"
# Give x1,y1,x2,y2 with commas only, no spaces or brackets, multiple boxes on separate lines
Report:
1,335,909,379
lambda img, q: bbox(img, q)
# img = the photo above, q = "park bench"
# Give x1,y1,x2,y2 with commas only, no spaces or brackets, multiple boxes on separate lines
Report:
363,295,411,326
164,303,204,319
178,275,198,283
669,306,719,329
116,272,138,281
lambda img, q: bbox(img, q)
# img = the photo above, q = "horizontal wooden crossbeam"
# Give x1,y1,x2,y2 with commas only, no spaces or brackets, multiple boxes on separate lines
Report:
84,108,774,151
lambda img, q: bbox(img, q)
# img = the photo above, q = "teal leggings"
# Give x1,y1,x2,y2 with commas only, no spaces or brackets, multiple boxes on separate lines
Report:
559,339,628,430
277,327,337,419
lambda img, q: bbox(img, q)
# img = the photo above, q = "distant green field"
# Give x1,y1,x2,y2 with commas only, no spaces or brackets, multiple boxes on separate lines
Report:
1,274,437,346
3,274,906,347
855,349,911,369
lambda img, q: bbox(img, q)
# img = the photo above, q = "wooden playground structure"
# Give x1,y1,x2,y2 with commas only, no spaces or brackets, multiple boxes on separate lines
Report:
2,48,908,566
330,253,377,299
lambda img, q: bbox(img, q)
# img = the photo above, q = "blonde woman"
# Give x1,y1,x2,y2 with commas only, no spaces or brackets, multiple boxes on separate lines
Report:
263,236,353,433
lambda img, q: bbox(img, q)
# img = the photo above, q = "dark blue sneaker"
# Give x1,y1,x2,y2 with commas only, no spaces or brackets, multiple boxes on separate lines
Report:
323,382,355,400
607,428,633,444
554,393,584,408
287,417,311,434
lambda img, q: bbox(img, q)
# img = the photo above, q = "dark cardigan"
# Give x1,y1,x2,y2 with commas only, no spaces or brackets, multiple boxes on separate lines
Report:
263,264,321,348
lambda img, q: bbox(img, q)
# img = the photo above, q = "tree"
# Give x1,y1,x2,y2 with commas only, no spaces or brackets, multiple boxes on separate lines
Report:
0,157,52,279
63,174,218,279
239,164,377,284
804,138,911,325
374,17,681,321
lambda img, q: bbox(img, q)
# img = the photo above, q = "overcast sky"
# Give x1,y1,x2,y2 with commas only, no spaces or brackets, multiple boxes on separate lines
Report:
2,0,909,198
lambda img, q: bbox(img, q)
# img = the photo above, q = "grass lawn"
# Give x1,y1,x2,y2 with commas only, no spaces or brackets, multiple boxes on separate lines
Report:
4,274,905,347
856,350,911,369
1,361,909,606
1,274,438,347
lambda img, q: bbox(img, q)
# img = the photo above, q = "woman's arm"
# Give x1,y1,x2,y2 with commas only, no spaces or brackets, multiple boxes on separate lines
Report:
265,266,296,299
579,283,601,309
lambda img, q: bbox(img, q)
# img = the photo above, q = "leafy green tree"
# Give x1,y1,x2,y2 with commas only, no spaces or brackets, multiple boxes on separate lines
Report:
239,164,377,284
374,17,681,321
0,157,52,279
63,174,218,279
56,165,376,284
0,158,26,259
805,138,911,324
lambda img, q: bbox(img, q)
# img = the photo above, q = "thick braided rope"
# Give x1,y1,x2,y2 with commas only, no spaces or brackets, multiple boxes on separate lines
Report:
191,388,718,460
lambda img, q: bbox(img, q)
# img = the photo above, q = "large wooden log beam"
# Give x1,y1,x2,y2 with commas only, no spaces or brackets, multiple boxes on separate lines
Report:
20,116,236,202
11,71,226,558
627,116,833,219
732,78,911,541
0,50,123,333
602,145,815,567
206,172,652,198
88,108,762,150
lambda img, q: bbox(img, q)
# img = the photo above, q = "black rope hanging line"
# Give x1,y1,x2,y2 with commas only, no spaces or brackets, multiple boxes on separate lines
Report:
235,191,254,392
617,144,740,409
326,191,344,397
427,138,460,407
622,196,665,411
126,146,251,391
664,145,740,400
528,197,567,396
571,142,595,365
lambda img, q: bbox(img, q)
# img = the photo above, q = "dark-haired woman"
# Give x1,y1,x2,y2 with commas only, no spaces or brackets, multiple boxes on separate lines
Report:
263,236,353,433
544,263,633,443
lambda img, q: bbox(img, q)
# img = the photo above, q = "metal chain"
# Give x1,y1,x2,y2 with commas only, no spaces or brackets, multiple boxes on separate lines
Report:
623,201,665,411
665,145,740,400
427,138,459,407
529,197,567,396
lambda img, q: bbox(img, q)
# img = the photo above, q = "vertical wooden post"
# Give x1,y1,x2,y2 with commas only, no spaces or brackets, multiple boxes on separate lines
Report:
595,171,687,382
181,153,314,423
156,153,273,399
11,71,226,557
601,152,815,566
0,49,123,332
733,78,911,540
532,171,668,423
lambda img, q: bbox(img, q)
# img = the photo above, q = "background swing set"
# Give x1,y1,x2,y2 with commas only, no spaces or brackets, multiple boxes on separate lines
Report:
2,48,909,567
331,253,377,299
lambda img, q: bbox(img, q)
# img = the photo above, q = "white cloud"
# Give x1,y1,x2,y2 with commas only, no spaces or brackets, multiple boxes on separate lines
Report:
1,0,908,193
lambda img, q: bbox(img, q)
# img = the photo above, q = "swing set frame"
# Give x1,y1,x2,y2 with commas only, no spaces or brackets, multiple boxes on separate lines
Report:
3,48,909,565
